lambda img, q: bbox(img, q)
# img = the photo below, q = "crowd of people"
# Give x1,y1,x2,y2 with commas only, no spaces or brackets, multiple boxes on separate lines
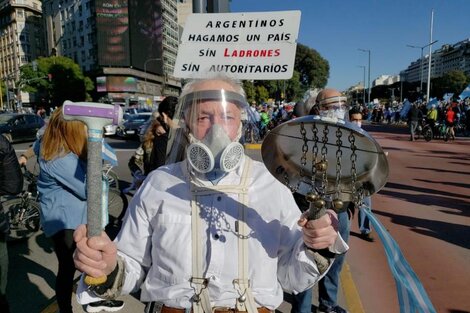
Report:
1,77,468,313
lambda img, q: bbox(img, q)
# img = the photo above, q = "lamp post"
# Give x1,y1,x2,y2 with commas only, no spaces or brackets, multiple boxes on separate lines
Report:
358,48,371,105
144,57,162,95
406,39,438,94
357,65,366,105
426,9,435,104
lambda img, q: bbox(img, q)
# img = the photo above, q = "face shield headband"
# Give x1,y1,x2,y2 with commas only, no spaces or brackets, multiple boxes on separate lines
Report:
182,89,248,176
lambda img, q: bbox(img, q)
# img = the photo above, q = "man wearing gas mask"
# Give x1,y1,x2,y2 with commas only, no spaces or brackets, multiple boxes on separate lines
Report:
73,77,348,313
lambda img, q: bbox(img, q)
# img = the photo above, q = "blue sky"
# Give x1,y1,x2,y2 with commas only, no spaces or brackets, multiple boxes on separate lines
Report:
230,0,470,91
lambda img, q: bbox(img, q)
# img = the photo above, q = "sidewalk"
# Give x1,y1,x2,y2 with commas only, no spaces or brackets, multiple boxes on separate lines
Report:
41,262,362,313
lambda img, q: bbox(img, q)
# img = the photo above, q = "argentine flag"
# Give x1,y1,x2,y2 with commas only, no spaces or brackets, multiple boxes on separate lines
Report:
102,140,118,167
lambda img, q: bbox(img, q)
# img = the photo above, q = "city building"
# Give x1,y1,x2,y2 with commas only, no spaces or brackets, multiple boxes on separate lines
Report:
372,74,400,87
42,0,181,107
0,0,44,110
401,38,470,85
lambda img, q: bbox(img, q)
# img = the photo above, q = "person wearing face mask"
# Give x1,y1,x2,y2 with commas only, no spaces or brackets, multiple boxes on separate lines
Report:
290,88,352,313
348,107,374,243
73,76,348,313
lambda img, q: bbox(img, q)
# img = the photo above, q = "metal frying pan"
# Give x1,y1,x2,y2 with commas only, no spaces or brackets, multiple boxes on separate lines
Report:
261,115,389,202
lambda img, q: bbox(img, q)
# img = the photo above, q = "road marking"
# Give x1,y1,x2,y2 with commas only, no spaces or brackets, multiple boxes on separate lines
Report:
340,262,365,313
244,143,261,150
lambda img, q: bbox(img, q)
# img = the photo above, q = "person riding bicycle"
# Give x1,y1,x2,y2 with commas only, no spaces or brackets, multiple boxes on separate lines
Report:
426,104,438,136
259,105,271,138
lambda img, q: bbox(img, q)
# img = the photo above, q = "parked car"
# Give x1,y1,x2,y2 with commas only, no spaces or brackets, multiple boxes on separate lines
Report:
116,113,152,138
103,124,118,136
0,113,45,143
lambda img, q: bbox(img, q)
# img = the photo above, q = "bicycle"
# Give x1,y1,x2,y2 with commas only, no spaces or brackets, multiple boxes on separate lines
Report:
244,123,261,143
415,118,433,142
102,165,128,224
103,163,120,190
3,166,41,241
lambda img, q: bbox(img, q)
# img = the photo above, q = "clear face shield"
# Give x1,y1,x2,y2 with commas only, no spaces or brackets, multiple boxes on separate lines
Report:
166,88,256,177
318,95,349,121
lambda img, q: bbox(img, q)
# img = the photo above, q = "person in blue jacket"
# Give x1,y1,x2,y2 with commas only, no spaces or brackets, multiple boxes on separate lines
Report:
36,108,123,313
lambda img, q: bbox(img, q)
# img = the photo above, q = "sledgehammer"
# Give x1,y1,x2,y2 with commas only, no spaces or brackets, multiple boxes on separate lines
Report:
62,100,122,285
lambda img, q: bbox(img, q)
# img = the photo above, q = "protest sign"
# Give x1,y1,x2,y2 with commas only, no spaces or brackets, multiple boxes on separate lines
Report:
173,11,301,80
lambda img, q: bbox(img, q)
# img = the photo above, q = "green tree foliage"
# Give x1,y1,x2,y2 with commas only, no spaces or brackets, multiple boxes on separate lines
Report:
256,85,269,103
242,80,256,103
20,56,94,107
295,43,329,89
242,43,329,103
431,70,469,99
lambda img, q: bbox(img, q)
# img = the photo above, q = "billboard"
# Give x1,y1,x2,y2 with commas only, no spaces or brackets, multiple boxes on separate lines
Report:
96,76,138,92
96,0,131,66
129,0,163,75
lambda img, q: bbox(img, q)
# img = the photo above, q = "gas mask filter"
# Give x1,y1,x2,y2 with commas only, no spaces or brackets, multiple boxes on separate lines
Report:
187,124,244,174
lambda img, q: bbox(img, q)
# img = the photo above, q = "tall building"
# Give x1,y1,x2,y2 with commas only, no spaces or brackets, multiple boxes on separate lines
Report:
0,0,44,109
42,0,181,106
401,38,470,85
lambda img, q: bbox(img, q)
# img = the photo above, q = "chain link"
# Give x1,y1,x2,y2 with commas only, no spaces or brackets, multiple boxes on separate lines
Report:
348,130,358,202
335,128,343,198
320,125,329,195
310,123,319,188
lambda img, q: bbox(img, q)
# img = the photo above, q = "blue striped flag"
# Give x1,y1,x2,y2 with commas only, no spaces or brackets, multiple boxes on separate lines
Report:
102,140,118,167
363,207,436,313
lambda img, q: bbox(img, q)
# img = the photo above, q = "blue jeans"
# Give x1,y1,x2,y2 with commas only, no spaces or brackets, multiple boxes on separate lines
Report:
318,211,351,308
291,287,312,313
358,197,371,235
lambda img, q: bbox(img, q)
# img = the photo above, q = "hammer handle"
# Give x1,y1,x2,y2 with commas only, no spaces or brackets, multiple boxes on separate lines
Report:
85,135,107,285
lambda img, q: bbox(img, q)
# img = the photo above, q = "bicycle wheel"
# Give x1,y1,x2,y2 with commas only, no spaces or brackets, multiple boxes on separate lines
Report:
4,197,41,241
423,127,433,142
104,169,120,190
107,188,128,222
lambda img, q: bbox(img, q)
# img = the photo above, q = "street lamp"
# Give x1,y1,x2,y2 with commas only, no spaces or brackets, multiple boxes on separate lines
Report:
358,48,371,105
357,65,366,105
144,57,162,94
406,39,438,94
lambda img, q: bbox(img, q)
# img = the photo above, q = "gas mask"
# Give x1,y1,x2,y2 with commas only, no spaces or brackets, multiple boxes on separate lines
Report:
187,124,244,174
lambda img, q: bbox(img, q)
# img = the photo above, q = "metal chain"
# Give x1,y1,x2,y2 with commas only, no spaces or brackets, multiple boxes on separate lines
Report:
320,125,329,195
300,122,308,172
335,127,343,198
310,123,319,188
348,130,358,202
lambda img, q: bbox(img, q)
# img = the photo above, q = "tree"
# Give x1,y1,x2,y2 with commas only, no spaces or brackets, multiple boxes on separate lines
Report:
256,85,269,103
242,80,256,104
431,70,469,99
243,43,329,103
19,56,94,108
295,43,329,89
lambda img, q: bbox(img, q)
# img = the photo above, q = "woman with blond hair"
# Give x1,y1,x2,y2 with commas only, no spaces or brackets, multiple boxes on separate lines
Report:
36,107,123,313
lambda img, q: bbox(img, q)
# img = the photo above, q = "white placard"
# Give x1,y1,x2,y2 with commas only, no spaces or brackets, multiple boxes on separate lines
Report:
173,11,301,80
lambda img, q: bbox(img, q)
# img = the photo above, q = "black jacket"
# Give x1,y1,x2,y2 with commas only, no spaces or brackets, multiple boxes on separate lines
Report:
0,135,23,234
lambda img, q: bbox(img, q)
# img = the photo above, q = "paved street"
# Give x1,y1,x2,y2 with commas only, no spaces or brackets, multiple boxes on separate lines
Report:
7,126,470,313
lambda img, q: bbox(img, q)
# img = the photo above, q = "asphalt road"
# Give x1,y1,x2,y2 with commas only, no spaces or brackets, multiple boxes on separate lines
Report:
6,128,470,313
347,124,470,313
